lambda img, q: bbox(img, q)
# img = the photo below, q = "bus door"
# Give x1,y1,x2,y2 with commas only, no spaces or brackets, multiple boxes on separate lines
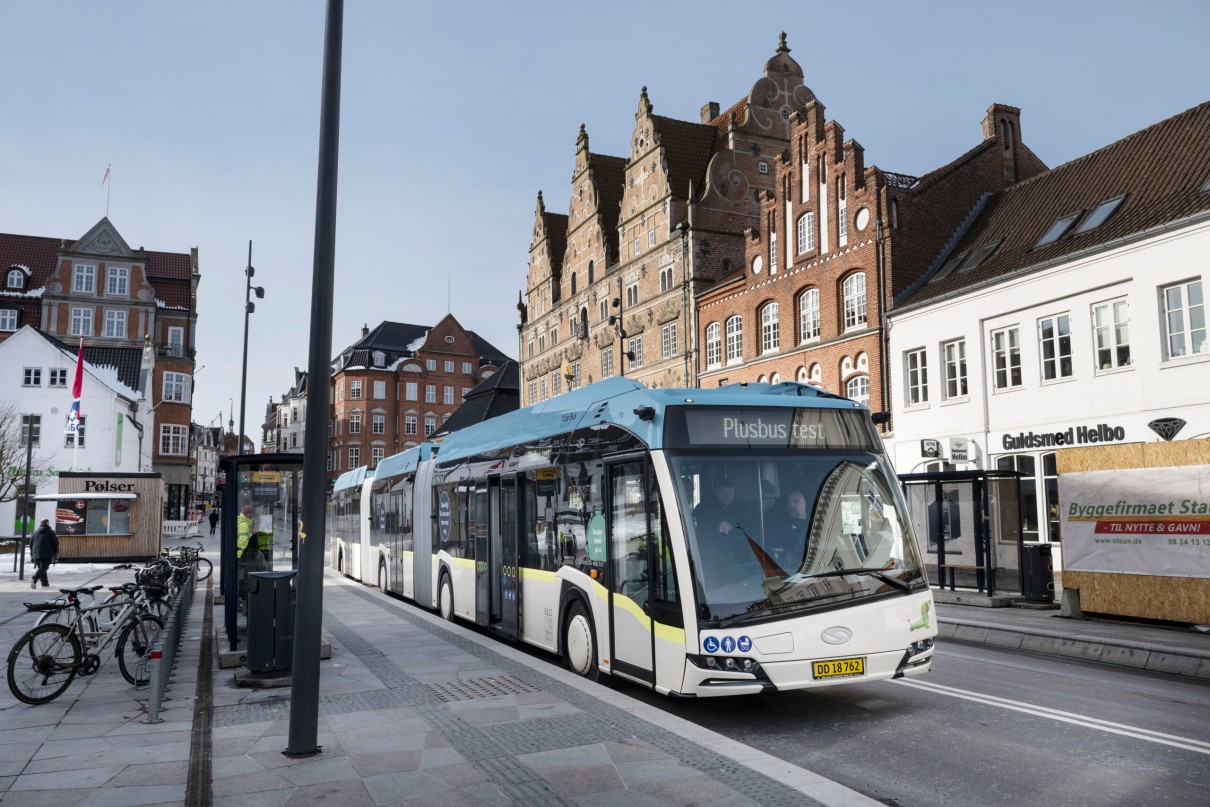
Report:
493,475,521,639
413,461,434,608
607,459,655,685
473,481,491,626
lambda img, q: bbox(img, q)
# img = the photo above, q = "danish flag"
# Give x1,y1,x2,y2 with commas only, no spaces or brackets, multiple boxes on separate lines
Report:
65,339,84,435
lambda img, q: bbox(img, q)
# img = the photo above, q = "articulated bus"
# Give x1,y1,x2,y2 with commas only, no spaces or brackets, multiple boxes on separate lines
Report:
329,465,374,581
334,377,936,696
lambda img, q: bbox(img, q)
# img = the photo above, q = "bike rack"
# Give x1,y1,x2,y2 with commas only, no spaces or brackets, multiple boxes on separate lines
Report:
143,565,197,724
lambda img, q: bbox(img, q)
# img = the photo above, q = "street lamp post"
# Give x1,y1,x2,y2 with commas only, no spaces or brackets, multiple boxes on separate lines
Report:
239,240,264,456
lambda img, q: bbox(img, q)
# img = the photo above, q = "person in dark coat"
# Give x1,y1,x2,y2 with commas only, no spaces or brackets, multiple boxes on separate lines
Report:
208,509,220,535
30,519,59,589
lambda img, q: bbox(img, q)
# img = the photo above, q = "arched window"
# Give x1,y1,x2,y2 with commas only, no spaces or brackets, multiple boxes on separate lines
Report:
705,322,721,368
579,308,588,339
760,302,779,353
659,263,674,293
770,372,781,384
587,260,594,284
842,273,867,330
796,213,814,255
845,375,869,406
810,363,822,386
796,366,808,383
7,269,24,289
799,288,820,342
725,316,743,364
570,271,578,295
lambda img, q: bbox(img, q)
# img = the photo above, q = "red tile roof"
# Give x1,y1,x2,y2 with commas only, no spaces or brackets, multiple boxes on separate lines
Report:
588,153,628,251
0,234,63,285
652,115,719,200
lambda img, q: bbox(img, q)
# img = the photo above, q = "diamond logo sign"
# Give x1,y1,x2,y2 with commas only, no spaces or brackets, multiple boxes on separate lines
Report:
1147,418,1186,442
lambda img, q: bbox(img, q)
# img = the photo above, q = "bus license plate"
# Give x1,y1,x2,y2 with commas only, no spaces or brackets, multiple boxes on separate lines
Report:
812,657,865,679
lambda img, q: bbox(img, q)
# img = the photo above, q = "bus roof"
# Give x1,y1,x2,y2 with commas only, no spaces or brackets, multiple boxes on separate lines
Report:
333,465,373,492
434,376,865,465
373,443,437,480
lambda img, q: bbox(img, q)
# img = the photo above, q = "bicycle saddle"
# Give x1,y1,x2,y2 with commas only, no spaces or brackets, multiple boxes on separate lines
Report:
58,585,104,596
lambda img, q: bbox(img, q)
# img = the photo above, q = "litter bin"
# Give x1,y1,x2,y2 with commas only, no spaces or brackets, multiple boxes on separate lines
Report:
247,570,296,673
1021,543,1054,603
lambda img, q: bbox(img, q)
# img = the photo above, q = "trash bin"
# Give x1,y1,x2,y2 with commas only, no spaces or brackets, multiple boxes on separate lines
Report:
247,570,296,673
1021,543,1054,603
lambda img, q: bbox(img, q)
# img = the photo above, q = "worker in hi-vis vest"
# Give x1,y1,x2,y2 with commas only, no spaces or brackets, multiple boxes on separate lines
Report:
236,505,255,559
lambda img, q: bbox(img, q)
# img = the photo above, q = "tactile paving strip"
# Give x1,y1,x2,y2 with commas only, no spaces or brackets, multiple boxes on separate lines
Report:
426,675,540,702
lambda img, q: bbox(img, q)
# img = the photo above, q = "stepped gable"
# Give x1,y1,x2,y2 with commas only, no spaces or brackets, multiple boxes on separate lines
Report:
586,151,627,261
901,100,1210,309
650,110,719,201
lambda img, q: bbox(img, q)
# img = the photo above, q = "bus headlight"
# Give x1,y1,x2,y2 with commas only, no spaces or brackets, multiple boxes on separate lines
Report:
689,655,761,675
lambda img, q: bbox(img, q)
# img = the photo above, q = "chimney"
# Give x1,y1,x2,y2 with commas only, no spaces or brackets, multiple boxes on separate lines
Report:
361,323,369,338
701,101,720,123
981,103,1022,184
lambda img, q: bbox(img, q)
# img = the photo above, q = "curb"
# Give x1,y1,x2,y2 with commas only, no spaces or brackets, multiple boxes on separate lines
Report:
938,616,1210,679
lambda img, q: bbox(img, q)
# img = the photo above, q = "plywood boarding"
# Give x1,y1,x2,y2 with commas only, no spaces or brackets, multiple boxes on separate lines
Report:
1056,439,1210,624
55,473,164,561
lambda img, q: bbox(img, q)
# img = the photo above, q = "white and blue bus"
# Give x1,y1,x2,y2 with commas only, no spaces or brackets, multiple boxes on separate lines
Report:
329,465,374,581
335,377,936,696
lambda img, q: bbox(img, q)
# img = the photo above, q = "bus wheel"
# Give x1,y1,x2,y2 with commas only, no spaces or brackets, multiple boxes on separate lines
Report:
378,561,387,592
439,575,455,622
564,602,600,682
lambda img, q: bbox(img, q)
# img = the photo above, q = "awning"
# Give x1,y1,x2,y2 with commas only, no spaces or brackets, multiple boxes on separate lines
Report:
34,493,138,501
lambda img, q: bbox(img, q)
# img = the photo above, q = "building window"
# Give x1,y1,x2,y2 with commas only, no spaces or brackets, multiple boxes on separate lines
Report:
462,387,471,400
799,288,820,342
549,323,558,347
599,299,609,321
905,349,928,406
588,260,595,284
845,375,869,407
444,386,454,404
405,415,417,435
627,336,643,369
527,380,537,405
796,213,814,255
626,282,639,307
443,360,453,373
349,447,360,468
167,327,185,355
23,367,41,386
1161,279,1205,359
70,307,94,336
601,346,613,378
705,322,721,368
842,273,866,330
648,226,655,248
327,451,334,472
633,237,641,256
372,350,386,367
349,414,362,434
943,339,968,399
539,376,548,401
660,264,674,293
73,264,96,293
49,368,67,387
1039,314,1073,380
21,415,41,447
349,380,362,399
163,372,189,402
837,178,848,247
570,360,582,389
0,309,16,331
991,327,1023,390
527,339,534,358
64,416,86,448
1092,298,1131,371
424,416,436,436
160,424,188,456
103,309,127,338
769,232,777,268
760,303,779,353
6,269,23,289
570,271,577,295
462,362,473,374
425,359,436,371
373,380,386,399
106,267,129,296
661,323,678,359
725,316,743,364
425,384,436,403
372,414,385,434
552,373,561,396
371,447,385,468
406,381,418,400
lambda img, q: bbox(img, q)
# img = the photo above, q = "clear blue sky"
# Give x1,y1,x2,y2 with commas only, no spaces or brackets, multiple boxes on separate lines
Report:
3,0,1207,441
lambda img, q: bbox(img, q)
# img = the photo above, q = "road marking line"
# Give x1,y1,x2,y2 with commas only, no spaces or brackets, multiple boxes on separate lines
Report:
896,678,1210,755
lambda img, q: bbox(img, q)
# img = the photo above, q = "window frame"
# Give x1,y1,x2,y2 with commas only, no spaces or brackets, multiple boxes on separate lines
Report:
661,323,678,360
942,339,968,401
73,264,96,293
799,287,820,342
0,309,16,331
760,302,779,353
991,326,1023,391
796,213,814,255
1038,313,1074,382
159,424,188,456
1160,279,1206,361
842,273,867,331
705,322,721,369
1091,297,1132,373
905,348,928,407
106,266,129,296
163,371,188,403
725,315,743,364
845,375,869,406
70,306,94,337
23,367,42,387
103,309,127,338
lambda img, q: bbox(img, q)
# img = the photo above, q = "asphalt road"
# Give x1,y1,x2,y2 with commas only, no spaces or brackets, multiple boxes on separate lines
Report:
620,640,1210,807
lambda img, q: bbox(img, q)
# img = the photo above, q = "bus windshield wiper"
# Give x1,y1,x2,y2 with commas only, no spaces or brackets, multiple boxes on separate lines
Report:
801,568,911,591
714,592,840,627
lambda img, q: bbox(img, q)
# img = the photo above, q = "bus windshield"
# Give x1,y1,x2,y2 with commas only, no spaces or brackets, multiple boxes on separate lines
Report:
669,453,926,625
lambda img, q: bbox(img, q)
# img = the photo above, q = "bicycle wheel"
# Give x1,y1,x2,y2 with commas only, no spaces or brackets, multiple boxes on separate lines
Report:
194,557,213,582
7,624,81,705
116,614,163,686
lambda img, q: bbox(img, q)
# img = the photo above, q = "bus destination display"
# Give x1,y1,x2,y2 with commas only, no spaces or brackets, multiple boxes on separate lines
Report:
668,407,875,450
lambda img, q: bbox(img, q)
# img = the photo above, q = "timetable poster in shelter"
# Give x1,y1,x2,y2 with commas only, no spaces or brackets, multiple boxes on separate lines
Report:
56,499,89,536
1060,465,1210,578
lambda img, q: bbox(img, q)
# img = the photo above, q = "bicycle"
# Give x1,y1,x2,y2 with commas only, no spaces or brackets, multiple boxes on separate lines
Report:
162,543,212,583
7,584,164,704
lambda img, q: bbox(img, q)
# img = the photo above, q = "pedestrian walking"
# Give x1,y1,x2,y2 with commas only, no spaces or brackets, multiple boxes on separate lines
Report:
30,519,59,589
209,508,220,535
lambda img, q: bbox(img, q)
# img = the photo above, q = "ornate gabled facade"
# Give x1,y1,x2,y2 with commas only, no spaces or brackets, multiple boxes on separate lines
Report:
697,93,1047,425
1,217,200,517
520,34,816,404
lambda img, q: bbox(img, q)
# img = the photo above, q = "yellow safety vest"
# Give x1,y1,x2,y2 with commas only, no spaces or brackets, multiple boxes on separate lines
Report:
236,513,253,558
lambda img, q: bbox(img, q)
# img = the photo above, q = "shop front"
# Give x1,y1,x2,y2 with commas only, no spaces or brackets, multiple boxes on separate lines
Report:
35,472,164,562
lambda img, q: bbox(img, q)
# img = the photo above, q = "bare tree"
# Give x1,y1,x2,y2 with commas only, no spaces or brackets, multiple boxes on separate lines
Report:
0,402,52,507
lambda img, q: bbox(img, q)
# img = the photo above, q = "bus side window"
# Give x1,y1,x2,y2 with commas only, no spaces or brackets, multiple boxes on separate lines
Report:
648,465,682,627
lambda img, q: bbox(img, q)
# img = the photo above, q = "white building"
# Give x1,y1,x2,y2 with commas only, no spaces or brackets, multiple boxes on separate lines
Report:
2,325,153,530
886,102,1210,556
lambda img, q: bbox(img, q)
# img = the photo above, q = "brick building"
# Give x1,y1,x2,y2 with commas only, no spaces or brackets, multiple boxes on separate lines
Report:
696,96,1047,422
328,315,510,475
1,217,200,517
520,34,816,402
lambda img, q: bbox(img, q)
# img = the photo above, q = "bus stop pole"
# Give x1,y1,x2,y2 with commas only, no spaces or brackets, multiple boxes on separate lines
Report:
287,0,343,758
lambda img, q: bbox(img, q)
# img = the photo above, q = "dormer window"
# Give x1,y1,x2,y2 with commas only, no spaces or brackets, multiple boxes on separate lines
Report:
372,351,386,368
1035,211,1083,248
6,268,24,289
1074,194,1128,235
